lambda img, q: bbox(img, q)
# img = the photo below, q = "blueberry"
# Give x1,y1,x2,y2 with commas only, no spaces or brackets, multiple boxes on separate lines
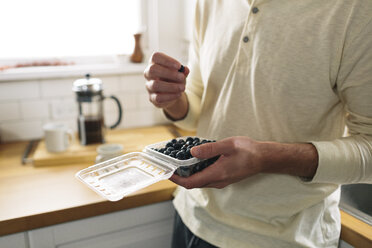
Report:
170,150,178,158
178,65,185,73
166,147,175,152
166,142,173,148
159,148,166,153
192,164,199,174
200,161,209,170
178,166,191,176
176,151,185,160
171,139,177,143
186,137,194,143
206,156,219,166
185,148,192,157
174,143,182,149
164,150,171,155
193,137,200,143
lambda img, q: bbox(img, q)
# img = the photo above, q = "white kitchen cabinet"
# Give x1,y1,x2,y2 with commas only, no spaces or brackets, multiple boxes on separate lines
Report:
28,201,175,248
338,240,354,248
0,232,28,248
1,201,357,248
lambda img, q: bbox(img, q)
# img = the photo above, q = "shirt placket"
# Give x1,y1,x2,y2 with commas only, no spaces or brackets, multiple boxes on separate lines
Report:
236,1,260,73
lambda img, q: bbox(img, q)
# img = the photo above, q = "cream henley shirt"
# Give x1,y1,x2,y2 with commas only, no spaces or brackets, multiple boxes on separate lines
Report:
171,0,372,247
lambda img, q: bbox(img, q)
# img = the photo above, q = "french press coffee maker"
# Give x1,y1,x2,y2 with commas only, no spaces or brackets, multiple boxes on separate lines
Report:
73,74,122,145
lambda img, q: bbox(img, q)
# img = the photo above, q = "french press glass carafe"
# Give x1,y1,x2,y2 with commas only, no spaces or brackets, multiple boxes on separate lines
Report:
73,74,122,145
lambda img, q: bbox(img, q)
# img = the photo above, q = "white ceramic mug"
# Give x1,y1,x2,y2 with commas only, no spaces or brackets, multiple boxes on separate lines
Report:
43,123,74,153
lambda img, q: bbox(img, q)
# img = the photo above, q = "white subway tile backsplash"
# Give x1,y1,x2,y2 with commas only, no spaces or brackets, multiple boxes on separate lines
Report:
104,93,138,117
100,76,119,95
0,81,40,100
100,96,127,118
43,119,77,133
0,73,166,142
120,109,168,129
138,92,156,109
0,102,20,121
104,112,121,129
1,120,43,142
119,74,147,92
151,109,170,124
103,97,118,114
118,111,142,129
119,94,138,111
50,98,77,120
20,99,49,119
40,78,75,98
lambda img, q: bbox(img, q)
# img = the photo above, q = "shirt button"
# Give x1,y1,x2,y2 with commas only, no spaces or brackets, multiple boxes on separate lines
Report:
243,36,249,43
252,7,259,14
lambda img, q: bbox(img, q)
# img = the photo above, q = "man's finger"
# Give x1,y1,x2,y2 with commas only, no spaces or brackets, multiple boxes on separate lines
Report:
146,80,185,93
147,64,186,83
183,66,190,77
151,52,182,71
169,158,225,189
149,93,181,105
169,170,211,189
191,139,233,159
203,181,229,189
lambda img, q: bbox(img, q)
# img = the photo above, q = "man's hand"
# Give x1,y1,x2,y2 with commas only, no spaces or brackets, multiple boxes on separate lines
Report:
170,136,318,189
144,52,190,120
170,137,265,189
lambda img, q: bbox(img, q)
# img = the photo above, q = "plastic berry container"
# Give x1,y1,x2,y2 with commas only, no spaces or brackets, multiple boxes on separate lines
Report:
76,137,218,201
144,136,218,177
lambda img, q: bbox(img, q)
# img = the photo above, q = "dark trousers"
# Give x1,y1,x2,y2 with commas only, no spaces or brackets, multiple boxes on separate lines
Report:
171,211,218,248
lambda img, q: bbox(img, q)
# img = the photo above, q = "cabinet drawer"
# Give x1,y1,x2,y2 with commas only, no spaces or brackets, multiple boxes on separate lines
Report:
28,201,175,248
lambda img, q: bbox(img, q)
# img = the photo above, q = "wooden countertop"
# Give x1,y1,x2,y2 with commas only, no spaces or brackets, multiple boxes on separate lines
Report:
0,125,181,236
0,125,371,247
341,211,372,248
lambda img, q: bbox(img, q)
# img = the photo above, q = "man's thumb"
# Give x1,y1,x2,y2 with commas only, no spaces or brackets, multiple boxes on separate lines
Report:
191,141,225,159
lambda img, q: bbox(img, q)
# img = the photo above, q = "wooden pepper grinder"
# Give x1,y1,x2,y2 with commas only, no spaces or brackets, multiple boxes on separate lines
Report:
130,33,144,63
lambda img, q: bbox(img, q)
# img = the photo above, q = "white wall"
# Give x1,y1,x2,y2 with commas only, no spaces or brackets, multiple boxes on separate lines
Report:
0,0,196,143
145,0,195,63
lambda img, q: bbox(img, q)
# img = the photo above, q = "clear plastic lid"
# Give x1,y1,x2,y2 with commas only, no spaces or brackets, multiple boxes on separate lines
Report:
75,152,176,201
76,136,217,201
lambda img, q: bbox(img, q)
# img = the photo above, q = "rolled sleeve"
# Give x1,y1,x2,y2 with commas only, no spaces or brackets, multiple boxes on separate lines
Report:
308,19,372,185
310,135,372,184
